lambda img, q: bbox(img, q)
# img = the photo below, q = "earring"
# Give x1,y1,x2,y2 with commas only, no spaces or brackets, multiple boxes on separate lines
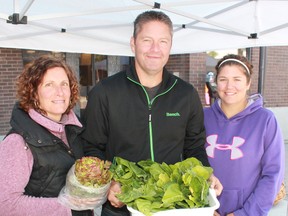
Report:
34,100,39,108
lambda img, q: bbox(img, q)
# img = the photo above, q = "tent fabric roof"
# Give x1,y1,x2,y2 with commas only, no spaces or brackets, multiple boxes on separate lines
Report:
1,0,288,56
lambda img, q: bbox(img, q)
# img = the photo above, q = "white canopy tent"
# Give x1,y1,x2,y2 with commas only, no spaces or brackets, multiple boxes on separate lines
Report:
0,0,288,56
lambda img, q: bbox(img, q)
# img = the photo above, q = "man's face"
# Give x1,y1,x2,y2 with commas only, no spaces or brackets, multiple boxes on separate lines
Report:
130,21,172,77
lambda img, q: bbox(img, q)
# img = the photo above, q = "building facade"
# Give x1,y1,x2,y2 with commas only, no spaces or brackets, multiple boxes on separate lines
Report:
1,47,288,137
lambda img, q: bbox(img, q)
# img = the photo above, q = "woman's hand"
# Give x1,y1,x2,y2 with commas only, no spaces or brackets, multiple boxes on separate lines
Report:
209,174,223,196
107,181,125,208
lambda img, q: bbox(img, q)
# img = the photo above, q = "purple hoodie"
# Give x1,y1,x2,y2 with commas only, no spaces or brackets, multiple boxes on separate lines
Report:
204,94,285,216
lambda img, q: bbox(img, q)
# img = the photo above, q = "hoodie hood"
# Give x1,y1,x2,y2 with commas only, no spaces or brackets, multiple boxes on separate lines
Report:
211,93,263,122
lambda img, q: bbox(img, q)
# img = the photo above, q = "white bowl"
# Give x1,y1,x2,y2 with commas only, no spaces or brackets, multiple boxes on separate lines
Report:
127,188,220,216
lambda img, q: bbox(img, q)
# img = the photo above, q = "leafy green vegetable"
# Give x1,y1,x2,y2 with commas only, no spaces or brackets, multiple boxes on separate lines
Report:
110,157,213,216
74,156,112,187
162,183,185,207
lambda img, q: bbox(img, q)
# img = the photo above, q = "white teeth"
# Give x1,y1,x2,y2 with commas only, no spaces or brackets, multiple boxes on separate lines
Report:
53,100,65,104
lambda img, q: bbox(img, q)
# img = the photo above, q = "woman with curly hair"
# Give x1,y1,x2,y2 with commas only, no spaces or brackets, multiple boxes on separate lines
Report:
0,56,93,216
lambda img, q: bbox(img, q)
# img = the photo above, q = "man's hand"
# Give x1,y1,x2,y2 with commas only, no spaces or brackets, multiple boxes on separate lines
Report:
209,174,223,196
107,181,125,208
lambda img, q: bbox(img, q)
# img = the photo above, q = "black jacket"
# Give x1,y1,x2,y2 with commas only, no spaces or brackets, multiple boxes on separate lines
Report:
82,64,209,166
8,103,92,216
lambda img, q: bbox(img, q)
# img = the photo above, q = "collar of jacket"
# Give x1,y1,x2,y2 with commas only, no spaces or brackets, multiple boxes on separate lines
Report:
125,60,178,92
9,102,84,147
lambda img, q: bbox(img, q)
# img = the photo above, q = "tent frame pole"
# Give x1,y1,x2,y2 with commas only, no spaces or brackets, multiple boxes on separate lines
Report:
258,47,266,96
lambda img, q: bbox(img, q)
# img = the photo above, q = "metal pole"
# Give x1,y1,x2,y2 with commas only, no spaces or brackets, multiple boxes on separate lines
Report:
258,47,266,95
246,48,252,61
91,54,96,86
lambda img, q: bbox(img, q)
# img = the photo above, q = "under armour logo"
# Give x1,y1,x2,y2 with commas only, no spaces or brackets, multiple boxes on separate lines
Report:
206,135,244,160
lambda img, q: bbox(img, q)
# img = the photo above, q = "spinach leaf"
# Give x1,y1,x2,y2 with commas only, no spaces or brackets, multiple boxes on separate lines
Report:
110,157,213,216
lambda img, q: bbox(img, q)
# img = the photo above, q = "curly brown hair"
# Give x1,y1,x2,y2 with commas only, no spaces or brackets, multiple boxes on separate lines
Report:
16,55,79,115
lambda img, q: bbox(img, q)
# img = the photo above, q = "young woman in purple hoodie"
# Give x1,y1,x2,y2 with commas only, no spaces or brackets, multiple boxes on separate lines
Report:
0,56,93,216
204,54,285,216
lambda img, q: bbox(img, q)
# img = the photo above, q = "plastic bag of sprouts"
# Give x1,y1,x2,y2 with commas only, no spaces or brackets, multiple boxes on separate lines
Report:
58,156,112,210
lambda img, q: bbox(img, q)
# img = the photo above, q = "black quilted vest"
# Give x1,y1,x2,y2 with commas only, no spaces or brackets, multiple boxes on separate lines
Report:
8,103,84,197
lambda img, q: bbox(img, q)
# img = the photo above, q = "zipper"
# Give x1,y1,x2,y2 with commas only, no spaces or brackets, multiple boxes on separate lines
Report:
127,76,177,161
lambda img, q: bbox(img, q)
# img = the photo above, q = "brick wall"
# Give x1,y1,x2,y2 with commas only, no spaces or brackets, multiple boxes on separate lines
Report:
250,47,288,107
0,49,23,135
165,54,190,80
188,53,207,105
263,47,288,107
249,47,260,95
166,53,207,105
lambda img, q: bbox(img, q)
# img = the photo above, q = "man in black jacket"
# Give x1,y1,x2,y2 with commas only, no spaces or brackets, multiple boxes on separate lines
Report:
81,10,222,216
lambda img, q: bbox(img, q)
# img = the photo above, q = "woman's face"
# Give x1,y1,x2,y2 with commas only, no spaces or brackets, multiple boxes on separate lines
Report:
216,65,251,107
37,67,71,122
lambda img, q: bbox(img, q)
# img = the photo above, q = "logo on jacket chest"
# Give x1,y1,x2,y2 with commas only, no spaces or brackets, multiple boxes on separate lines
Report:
206,135,245,160
166,112,180,117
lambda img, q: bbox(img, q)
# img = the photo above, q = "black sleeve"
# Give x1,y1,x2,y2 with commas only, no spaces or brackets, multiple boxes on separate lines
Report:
71,210,93,216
